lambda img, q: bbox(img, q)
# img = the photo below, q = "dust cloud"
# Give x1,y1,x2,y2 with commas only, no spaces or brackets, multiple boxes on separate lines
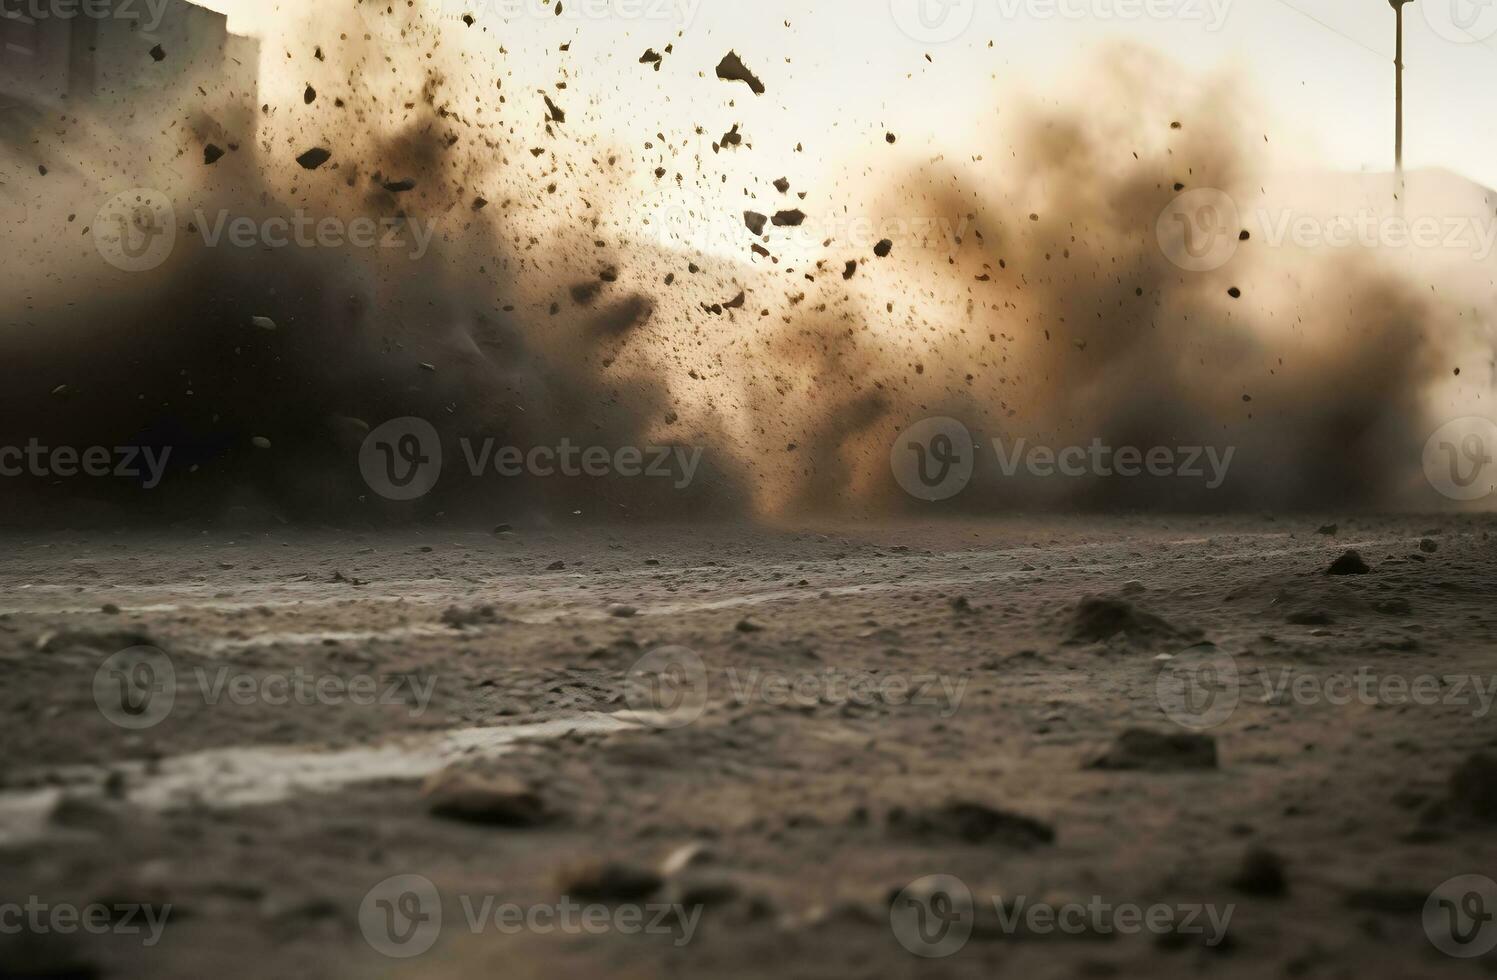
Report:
0,4,1487,525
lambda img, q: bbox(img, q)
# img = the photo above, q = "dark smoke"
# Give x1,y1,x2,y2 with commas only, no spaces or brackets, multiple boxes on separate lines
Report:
0,18,1484,526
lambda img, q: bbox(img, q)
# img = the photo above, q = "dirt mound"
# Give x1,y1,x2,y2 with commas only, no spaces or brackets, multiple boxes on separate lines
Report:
1065,597,1194,646
886,799,1055,848
1086,729,1219,771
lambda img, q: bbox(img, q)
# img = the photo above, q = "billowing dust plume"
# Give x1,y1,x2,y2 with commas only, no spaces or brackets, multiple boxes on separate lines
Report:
0,4,1489,525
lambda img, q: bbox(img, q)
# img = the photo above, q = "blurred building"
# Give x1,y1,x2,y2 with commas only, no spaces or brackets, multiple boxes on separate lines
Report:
0,0,257,132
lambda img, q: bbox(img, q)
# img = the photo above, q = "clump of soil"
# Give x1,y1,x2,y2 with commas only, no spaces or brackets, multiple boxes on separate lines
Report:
1066,597,1192,646
422,770,551,826
1086,729,1218,771
1446,752,1497,821
557,860,663,901
1326,550,1371,575
715,51,765,94
1232,847,1289,897
886,800,1055,847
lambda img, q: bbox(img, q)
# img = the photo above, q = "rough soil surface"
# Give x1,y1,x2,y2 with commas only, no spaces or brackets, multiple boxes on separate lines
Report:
1,514,1495,978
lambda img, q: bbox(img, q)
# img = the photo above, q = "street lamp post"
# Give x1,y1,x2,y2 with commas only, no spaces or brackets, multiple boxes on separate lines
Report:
1391,0,1414,193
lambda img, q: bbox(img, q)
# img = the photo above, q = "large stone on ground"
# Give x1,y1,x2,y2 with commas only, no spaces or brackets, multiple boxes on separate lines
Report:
1086,729,1218,771
421,770,550,826
887,800,1055,848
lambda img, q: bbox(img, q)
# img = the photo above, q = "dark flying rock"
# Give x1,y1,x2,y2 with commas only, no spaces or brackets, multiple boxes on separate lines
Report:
296,147,331,170
716,50,765,94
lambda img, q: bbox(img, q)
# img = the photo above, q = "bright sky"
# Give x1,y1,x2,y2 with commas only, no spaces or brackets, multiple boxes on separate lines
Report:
203,0,1497,189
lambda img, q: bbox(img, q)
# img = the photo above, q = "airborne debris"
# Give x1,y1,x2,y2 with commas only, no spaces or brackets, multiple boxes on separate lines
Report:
295,147,331,170
716,50,765,94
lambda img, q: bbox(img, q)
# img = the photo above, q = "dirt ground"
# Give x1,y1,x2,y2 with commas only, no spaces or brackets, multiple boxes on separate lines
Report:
2,513,1497,978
